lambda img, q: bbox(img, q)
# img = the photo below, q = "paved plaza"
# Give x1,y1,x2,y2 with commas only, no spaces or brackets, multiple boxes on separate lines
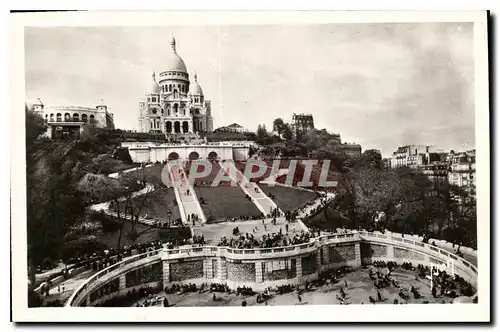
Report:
130,267,446,307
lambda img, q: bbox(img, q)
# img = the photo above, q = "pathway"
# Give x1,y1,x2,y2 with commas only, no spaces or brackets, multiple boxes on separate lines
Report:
41,269,95,306
166,161,206,224
219,160,282,217
88,183,164,226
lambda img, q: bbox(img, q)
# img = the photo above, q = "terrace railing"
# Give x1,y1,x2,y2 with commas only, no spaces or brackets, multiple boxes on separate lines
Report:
66,231,478,306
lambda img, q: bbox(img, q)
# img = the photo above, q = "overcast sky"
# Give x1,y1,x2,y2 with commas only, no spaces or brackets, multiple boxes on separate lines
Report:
25,23,474,157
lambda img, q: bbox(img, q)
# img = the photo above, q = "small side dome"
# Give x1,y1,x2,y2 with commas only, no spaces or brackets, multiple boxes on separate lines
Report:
148,71,160,95
189,72,203,96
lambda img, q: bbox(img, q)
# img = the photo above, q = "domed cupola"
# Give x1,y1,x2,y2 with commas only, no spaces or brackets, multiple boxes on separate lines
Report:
158,36,190,93
147,71,160,95
166,37,188,73
189,72,204,96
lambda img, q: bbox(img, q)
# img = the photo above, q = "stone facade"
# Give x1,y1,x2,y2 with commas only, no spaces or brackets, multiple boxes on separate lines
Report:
125,262,162,288
227,261,256,282
123,142,250,163
328,244,356,263
169,260,204,282
138,37,213,134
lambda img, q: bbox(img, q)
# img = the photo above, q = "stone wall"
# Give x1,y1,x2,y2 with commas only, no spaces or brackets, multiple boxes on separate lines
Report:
328,244,356,263
262,259,297,281
127,144,249,163
301,254,317,276
394,247,426,261
227,261,256,282
169,260,204,282
67,232,478,306
125,262,162,288
89,278,120,303
361,243,388,258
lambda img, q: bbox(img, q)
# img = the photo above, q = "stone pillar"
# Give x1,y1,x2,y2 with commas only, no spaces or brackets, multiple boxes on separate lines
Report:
204,258,213,279
316,248,323,270
296,257,303,279
188,120,193,133
423,253,430,264
218,257,227,281
162,261,170,286
353,243,362,267
386,244,395,259
322,246,330,266
255,262,263,283
119,274,126,290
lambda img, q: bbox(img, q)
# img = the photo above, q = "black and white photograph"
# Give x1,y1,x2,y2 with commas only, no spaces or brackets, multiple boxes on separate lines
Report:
10,10,490,322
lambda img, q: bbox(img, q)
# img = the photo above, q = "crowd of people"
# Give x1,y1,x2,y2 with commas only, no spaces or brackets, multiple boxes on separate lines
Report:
236,286,254,296
164,283,200,295
62,240,164,275
217,230,313,249
191,234,206,245
364,261,475,304
98,285,161,307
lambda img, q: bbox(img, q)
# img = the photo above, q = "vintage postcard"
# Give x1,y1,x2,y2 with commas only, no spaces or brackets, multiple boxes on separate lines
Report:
10,10,490,322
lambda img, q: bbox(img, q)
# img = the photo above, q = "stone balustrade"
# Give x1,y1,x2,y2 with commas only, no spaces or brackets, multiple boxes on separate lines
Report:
66,231,477,307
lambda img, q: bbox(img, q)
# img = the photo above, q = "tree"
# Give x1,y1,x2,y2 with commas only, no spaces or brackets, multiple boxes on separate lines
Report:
25,107,47,142
282,123,294,141
76,171,163,250
272,118,285,135
362,149,382,169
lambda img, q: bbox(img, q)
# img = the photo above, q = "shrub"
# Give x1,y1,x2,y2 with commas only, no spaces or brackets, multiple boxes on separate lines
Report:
41,257,54,270
127,230,139,241
99,215,122,233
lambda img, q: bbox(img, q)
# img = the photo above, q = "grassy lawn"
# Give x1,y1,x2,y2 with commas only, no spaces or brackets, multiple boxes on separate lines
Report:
97,218,191,249
259,184,318,213
185,161,223,184
195,186,263,221
109,188,181,222
126,164,166,185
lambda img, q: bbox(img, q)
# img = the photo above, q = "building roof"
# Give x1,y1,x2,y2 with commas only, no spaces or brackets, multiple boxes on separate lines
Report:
147,71,160,95
189,73,203,95
226,123,243,128
164,37,188,73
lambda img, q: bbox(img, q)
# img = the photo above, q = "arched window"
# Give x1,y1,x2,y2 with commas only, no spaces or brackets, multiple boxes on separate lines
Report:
56,113,62,122
81,114,88,123
89,114,95,123
73,113,80,122
49,114,54,122
166,121,172,133
174,121,181,133
169,84,172,92
64,113,71,121
173,104,178,114
44,114,48,123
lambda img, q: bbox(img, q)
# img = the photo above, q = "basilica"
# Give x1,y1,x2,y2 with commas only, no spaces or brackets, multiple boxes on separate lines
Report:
138,37,214,134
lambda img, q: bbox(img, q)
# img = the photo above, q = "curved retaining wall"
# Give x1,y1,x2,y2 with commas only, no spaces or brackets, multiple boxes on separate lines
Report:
66,232,477,307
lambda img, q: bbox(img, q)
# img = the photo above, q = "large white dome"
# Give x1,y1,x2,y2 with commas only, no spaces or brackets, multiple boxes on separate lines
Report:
165,37,188,73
